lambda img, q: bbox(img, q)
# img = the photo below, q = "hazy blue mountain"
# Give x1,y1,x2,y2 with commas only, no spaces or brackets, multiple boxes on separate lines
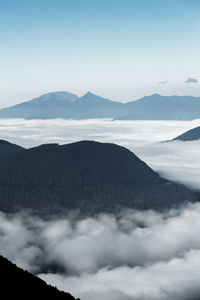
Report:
0,140,197,215
0,92,80,119
172,126,200,141
0,91,124,119
0,255,78,299
122,94,200,120
1,92,200,120
76,92,124,118
0,140,25,160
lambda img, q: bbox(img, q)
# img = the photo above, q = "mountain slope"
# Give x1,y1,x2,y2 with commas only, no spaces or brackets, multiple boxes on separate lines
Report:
0,255,78,299
1,92,200,120
0,140,196,214
0,139,25,160
172,126,200,141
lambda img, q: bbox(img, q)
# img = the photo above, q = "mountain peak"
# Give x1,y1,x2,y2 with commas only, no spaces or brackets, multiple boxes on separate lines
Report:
80,92,113,104
150,93,162,97
31,91,78,104
83,91,97,97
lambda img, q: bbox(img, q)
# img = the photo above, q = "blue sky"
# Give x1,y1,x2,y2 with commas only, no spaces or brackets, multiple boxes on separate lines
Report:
0,0,200,107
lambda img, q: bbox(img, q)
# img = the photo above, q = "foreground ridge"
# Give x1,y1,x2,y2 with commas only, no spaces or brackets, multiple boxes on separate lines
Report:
0,255,79,299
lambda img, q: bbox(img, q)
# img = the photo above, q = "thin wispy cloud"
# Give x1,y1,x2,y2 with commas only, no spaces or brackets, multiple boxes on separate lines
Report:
184,77,198,84
158,80,168,85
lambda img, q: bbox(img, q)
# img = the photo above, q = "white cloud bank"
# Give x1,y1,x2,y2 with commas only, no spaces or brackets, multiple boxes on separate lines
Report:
1,205,200,299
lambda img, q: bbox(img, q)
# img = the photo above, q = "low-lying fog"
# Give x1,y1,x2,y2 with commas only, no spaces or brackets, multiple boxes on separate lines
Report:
1,118,200,300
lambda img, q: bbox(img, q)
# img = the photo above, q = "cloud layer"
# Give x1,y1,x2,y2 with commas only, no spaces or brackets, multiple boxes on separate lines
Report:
1,205,200,299
0,118,200,189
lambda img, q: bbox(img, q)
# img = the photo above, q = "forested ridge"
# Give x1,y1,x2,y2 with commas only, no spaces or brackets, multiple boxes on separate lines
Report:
0,140,197,215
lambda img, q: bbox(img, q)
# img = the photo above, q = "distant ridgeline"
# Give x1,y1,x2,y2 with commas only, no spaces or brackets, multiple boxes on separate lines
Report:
1,92,200,120
171,126,200,142
0,255,78,299
0,140,198,215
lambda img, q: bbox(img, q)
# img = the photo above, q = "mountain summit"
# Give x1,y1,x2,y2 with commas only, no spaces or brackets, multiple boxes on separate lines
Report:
31,91,79,103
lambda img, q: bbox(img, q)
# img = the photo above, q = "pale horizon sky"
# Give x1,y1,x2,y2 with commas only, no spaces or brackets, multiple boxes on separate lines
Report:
0,0,200,108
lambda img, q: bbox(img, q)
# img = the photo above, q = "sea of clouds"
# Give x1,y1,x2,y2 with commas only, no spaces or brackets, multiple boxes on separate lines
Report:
0,118,200,188
1,118,200,299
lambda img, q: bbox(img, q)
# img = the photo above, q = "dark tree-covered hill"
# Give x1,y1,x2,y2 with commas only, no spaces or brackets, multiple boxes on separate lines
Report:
0,140,197,214
0,255,78,299
0,139,25,160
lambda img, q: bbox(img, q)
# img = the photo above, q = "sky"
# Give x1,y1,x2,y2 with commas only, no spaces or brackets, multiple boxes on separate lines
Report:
0,0,200,107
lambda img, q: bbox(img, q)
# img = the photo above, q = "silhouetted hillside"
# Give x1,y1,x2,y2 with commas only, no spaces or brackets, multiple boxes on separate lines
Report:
0,139,25,160
172,126,200,141
1,91,200,120
0,140,196,214
0,255,78,299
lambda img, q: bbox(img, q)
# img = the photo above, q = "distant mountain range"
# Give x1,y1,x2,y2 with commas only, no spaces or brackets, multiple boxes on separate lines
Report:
172,126,200,141
0,255,78,299
0,140,197,215
1,92,200,120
